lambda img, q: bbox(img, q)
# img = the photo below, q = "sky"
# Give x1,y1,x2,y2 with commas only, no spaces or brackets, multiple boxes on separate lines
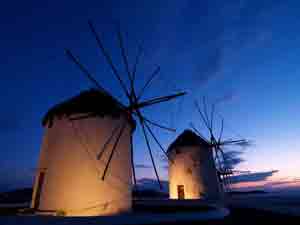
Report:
1,0,300,191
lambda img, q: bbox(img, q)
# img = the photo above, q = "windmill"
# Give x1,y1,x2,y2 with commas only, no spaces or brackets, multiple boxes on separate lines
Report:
30,21,185,216
190,98,249,191
167,129,223,201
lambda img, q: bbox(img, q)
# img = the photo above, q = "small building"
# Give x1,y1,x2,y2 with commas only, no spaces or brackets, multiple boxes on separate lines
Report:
31,89,135,216
167,130,222,201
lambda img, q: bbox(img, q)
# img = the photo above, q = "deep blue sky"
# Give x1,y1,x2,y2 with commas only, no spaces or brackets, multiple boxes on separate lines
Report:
1,0,300,190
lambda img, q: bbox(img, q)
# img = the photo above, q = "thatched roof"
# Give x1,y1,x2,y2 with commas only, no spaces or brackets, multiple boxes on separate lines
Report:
167,129,210,154
42,89,135,128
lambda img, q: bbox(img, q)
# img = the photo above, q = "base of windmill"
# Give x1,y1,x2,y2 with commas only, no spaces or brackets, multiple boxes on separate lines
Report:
8,210,230,225
8,199,229,225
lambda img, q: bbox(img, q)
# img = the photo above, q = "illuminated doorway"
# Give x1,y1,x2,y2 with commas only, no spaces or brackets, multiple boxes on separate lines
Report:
177,185,185,199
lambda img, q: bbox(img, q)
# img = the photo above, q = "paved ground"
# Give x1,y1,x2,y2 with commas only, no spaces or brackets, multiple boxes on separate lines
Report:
1,193,300,224
0,207,299,225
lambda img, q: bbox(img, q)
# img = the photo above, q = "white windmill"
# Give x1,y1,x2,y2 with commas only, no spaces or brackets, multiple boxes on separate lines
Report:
167,98,249,202
30,21,185,216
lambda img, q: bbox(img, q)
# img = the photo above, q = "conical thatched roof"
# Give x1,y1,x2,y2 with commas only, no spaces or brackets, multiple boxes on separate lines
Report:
42,89,135,128
167,129,210,154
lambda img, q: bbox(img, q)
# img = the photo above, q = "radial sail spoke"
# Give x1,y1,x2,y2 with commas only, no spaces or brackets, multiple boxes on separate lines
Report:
65,49,107,92
88,20,131,100
195,101,211,132
210,104,215,133
137,66,160,100
144,121,172,163
97,123,122,161
143,117,176,132
218,119,224,144
130,110,176,132
202,97,211,132
189,122,210,143
139,119,162,189
133,91,186,110
132,43,143,82
101,122,127,180
190,122,202,136
220,139,248,146
116,23,134,93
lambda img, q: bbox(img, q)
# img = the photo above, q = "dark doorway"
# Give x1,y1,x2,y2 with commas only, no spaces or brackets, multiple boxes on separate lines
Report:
34,172,45,209
177,185,185,199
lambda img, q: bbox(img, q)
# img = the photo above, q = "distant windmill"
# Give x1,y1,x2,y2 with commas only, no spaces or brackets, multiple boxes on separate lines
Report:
31,21,185,216
167,129,223,201
190,98,250,191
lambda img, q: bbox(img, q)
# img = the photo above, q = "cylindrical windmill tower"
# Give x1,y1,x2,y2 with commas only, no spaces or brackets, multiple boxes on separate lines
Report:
167,130,222,202
30,89,135,216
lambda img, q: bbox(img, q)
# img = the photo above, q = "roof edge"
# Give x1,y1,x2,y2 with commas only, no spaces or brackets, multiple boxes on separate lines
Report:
167,129,210,154
42,89,136,129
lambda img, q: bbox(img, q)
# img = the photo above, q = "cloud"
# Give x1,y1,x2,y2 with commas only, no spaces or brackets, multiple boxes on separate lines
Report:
261,178,300,189
131,0,277,93
229,170,278,184
267,180,300,187
223,150,245,169
135,164,152,169
223,1,276,50
215,91,239,105
136,170,279,192
194,45,224,85
191,1,276,86
230,174,300,191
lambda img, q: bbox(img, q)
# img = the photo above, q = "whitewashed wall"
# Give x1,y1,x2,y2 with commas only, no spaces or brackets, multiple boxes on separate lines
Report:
31,114,133,216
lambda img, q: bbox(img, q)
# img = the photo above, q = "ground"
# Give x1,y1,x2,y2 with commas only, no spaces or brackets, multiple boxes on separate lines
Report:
1,190,300,224
0,207,299,225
